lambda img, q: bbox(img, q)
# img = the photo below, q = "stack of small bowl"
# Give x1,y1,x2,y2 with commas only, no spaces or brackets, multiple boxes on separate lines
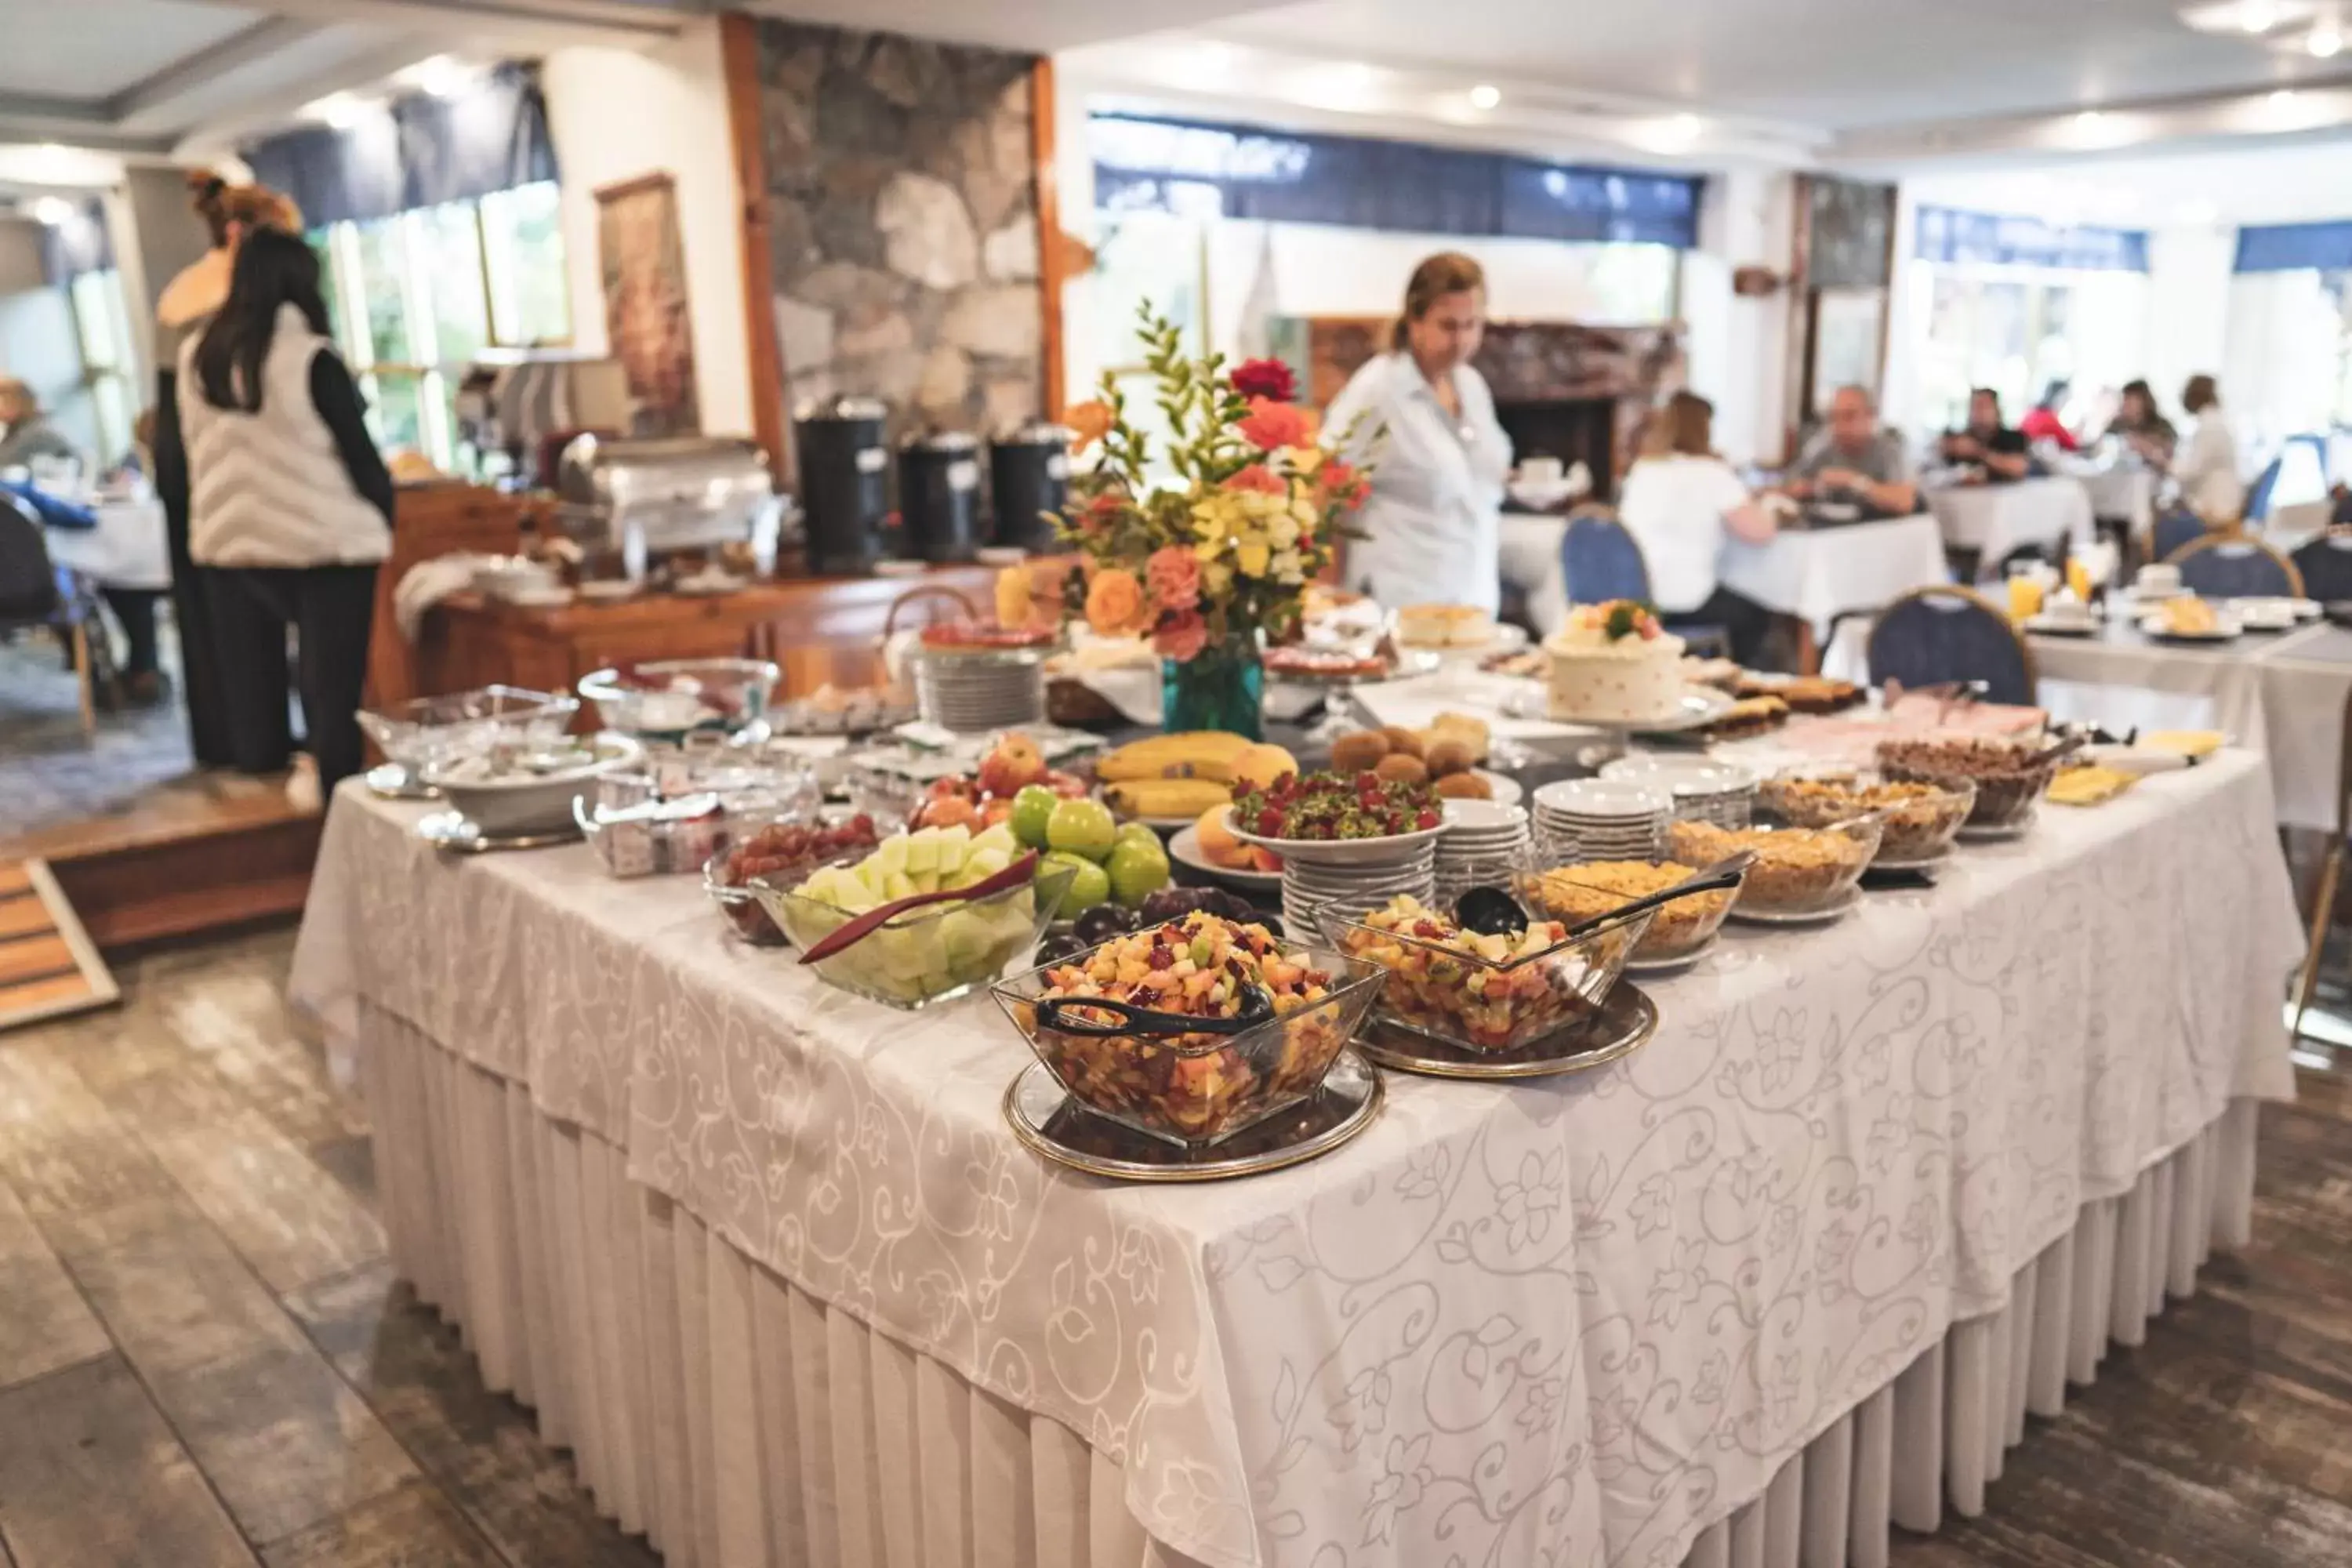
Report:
1598,756,1757,828
1530,779,1670,864
911,647,1048,732
1432,798,1532,906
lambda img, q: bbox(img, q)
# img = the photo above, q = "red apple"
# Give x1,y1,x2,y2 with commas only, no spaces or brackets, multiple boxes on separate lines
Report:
977,732,1048,799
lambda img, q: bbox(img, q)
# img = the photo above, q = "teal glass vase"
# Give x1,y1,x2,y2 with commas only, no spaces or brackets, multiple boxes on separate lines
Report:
1161,643,1264,739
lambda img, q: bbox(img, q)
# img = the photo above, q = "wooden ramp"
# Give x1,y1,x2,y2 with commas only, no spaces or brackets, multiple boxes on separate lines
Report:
0,858,118,1029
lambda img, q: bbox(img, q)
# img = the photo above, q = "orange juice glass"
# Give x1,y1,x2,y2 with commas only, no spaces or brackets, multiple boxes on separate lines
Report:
2007,575,2044,621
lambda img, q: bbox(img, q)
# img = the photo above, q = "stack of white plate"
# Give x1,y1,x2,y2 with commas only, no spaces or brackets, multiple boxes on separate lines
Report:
1283,847,1439,945
912,652,1047,733
1433,797,1531,905
1598,755,1757,828
1530,778,1670,864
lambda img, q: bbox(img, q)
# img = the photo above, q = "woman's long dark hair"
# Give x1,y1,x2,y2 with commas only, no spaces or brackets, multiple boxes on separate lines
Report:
193,228,332,414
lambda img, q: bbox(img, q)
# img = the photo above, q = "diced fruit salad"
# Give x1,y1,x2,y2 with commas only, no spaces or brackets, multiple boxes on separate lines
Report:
775,822,1051,1004
1338,895,1601,1052
1231,770,1443,841
1021,913,1349,1140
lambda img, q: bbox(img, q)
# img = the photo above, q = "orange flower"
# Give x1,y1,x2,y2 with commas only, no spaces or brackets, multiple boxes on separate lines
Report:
1237,397,1317,452
1154,610,1208,662
1085,567,1149,637
1319,459,1370,510
1225,463,1286,495
1065,399,1115,452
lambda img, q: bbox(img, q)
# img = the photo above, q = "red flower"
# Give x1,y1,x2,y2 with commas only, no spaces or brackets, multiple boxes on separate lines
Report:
1155,610,1208,662
1231,357,1297,403
1076,492,1123,534
1224,464,1286,495
1236,398,1317,453
1319,459,1370,510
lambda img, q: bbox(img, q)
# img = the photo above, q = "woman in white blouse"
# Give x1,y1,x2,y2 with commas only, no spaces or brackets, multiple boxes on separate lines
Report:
2173,373,2244,526
1323,252,1511,615
1615,390,1777,663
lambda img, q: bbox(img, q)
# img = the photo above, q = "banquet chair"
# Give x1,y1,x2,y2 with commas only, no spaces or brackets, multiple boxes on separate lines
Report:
2291,529,2352,602
2292,680,2352,1041
1864,585,2037,706
0,489,101,739
2164,533,2304,598
2149,506,2209,566
2241,457,2284,526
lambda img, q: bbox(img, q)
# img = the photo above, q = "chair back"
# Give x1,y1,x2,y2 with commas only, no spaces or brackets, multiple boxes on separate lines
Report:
2165,534,2303,598
0,488,60,624
2292,528,2352,603
2241,456,2284,525
2149,506,2207,564
1561,511,1651,604
1864,586,2036,706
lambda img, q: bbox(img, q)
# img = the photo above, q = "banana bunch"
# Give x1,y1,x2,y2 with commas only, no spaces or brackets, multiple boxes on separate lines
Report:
1094,731,1257,784
1102,776,1234,821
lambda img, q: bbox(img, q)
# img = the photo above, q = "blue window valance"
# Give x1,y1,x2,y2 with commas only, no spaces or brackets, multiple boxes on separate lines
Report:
2234,221,2352,273
1912,205,2148,272
1091,114,1702,249
241,63,558,229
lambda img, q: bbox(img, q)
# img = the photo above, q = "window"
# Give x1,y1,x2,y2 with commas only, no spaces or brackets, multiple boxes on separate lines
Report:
312,180,571,473
67,270,136,463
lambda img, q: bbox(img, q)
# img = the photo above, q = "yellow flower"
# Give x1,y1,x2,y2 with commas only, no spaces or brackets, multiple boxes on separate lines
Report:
1285,445,1325,476
1237,541,1271,577
1265,513,1301,550
1202,559,1234,597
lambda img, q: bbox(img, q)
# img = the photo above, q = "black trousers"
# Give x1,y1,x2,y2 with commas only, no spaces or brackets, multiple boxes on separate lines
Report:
154,368,238,764
1666,585,1777,669
210,564,378,794
100,587,161,676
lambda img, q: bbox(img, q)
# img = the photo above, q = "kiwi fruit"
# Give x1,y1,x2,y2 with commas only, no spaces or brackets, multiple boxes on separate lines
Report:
1435,769,1493,800
1379,725,1425,759
1422,738,1473,778
1330,730,1391,771
1372,752,1429,786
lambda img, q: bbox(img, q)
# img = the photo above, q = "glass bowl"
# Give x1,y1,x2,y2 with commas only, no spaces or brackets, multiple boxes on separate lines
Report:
1519,859,1742,961
1759,770,1977,863
1318,893,1655,1054
700,811,885,941
1667,815,1882,915
578,659,782,743
358,684,578,771
751,859,1076,1007
992,924,1383,1147
1876,738,2056,829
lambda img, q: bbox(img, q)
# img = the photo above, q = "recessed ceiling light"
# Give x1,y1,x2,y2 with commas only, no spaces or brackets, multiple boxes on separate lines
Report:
304,93,368,129
2172,198,2221,223
1468,83,1501,110
2075,108,2106,128
2310,24,2343,53
2271,85,2299,101
2243,0,2278,30
30,196,74,227
397,55,473,98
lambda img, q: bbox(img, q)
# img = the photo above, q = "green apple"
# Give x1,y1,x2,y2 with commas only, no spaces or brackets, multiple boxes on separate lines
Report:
1009,785,1062,849
1113,821,1162,855
1042,850,1112,913
1047,797,1118,862
1105,838,1171,908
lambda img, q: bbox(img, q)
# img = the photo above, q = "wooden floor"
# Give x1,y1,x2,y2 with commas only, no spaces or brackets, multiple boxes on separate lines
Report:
2,927,2350,1566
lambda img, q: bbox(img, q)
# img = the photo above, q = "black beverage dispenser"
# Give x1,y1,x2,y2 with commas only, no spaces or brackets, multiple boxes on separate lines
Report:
898,430,983,563
989,420,1072,552
793,396,888,573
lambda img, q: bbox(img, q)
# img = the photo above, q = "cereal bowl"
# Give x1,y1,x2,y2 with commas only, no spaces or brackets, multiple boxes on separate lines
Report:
1876,737,2059,830
1667,816,1881,916
1520,859,1743,961
1759,771,1976,864
993,914,1383,1147
1319,893,1654,1054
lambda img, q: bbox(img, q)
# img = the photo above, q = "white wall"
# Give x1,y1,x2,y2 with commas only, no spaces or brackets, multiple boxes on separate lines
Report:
1689,167,1795,465
2143,225,2232,410
542,21,753,440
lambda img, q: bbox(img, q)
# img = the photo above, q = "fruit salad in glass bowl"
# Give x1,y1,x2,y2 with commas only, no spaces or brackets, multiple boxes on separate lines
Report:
993,913,1382,1146
1321,893,1653,1053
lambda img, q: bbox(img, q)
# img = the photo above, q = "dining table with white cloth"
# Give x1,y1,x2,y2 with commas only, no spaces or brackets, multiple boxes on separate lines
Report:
1927,478,2094,574
2049,459,2158,539
1716,514,1949,640
287,745,2301,1568
39,493,171,590
2031,614,2350,830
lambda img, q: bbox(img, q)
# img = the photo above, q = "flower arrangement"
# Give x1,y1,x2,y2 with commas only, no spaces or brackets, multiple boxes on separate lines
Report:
1566,599,1664,643
1057,310,1370,666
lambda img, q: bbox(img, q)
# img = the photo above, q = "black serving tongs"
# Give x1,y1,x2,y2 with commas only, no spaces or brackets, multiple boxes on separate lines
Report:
1454,851,1759,944
1033,982,1276,1040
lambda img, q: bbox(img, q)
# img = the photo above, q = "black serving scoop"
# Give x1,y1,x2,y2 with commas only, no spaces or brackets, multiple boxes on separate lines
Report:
1033,982,1276,1040
1453,884,1540,936
1483,850,1758,946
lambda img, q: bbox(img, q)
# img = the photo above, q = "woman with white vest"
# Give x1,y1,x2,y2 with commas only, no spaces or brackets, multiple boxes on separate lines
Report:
180,227,393,798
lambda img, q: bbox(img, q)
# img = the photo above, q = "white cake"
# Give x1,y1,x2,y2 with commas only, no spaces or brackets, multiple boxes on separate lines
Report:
1544,604,1688,724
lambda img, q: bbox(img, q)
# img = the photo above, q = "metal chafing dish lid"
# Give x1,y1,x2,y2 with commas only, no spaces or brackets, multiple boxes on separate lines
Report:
995,419,1073,445
796,394,887,422
903,429,981,452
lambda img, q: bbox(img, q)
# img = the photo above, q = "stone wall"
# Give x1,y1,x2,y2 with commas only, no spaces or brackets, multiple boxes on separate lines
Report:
757,20,1042,443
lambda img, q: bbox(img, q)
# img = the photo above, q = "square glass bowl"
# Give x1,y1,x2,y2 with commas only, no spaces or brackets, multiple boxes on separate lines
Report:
578,659,781,742
1318,898,1656,1054
1519,860,1742,962
358,684,578,771
1667,815,1883,915
992,938,1384,1147
751,859,1075,1008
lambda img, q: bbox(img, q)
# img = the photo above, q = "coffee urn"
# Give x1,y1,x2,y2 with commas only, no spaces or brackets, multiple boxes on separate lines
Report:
898,430,983,563
989,421,1072,552
793,396,889,574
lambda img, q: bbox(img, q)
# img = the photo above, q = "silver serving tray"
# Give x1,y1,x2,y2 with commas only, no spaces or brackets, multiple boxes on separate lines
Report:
1356,983,1658,1080
416,810,584,855
1003,1052,1383,1181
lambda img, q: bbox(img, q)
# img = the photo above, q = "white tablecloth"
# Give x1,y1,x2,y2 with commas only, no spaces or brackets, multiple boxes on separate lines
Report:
1717,514,1948,636
1928,480,2093,575
289,743,2300,1568
2058,464,2158,538
42,497,171,590
2031,617,2348,830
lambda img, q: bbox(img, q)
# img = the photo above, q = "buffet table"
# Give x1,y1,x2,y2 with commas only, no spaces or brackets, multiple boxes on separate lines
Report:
289,733,2301,1568
1927,479,2093,574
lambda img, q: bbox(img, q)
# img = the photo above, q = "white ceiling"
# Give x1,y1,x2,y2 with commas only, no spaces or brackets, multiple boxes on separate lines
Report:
746,0,1298,53
0,0,260,100
1909,135,2352,227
